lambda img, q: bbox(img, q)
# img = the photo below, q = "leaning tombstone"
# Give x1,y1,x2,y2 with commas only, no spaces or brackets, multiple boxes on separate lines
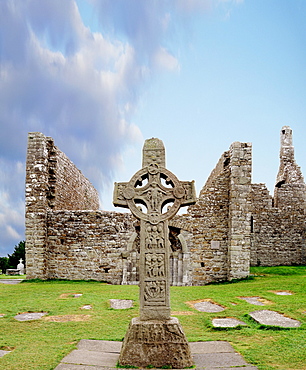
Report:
113,138,196,368
17,258,25,275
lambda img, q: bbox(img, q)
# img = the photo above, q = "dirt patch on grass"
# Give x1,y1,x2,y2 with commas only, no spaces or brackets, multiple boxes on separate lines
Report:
43,314,91,322
257,298,273,305
0,346,15,351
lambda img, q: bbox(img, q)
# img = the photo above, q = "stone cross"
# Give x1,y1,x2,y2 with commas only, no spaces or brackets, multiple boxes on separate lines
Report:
113,138,196,368
114,138,196,320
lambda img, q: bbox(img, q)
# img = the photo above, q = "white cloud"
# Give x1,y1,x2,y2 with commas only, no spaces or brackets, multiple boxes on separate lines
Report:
0,0,243,255
154,47,180,72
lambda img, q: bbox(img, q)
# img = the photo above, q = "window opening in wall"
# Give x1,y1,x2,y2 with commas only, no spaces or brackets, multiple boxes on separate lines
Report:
276,180,285,188
104,267,111,273
250,216,254,233
201,262,205,267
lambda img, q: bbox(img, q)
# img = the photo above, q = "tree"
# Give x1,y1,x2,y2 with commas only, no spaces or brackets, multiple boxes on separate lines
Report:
7,241,25,269
0,257,9,274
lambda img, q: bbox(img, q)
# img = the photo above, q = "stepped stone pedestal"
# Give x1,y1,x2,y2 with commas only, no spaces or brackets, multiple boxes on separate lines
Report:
119,317,193,368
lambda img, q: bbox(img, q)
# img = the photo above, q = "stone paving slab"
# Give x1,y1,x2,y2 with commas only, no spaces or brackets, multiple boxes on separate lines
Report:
55,340,259,369
60,350,119,367
192,352,249,368
55,365,113,370
77,339,122,352
197,367,258,370
189,341,235,353
249,310,301,328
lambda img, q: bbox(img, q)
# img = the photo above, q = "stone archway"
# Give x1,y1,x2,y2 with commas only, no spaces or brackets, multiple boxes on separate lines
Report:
122,225,191,286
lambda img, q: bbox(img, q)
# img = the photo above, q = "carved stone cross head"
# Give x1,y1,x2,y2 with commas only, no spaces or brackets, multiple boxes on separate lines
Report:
113,138,196,223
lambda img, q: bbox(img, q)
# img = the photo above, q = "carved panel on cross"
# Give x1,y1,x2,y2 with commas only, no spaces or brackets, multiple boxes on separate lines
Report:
144,280,166,304
145,253,165,278
145,223,165,249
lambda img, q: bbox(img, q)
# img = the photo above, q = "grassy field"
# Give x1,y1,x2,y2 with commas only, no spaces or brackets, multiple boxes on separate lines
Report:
0,266,305,370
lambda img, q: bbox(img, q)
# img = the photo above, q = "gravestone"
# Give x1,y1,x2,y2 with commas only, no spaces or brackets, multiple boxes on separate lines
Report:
113,138,196,368
17,258,25,275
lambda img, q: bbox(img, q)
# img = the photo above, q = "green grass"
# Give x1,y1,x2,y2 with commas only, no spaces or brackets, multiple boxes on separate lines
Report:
0,266,305,370
0,274,26,279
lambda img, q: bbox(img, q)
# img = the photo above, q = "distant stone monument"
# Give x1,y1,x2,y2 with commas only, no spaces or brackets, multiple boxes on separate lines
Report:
17,259,25,275
113,138,196,368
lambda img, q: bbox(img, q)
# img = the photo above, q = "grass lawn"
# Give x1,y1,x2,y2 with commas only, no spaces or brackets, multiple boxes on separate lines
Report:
0,266,305,370
0,274,26,279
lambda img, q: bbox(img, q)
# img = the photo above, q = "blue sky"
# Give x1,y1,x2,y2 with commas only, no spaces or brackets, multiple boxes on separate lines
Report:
1,0,306,256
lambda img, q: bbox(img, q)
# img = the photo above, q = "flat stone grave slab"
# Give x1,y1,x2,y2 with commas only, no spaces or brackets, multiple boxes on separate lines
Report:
239,296,268,305
249,310,301,328
191,300,225,313
14,312,47,321
0,279,24,284
212,318,247,328
109,299,133,309
80,305,92,310
0,314,5,318
272,290,293,296
0,350,11,358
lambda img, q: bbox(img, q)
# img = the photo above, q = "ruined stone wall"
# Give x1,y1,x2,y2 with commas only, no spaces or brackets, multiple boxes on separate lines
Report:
184,142,252,285
25,133,49,278
250,183,306,266
25,132,100,279
249,127,306,266
183,151,231,285
227,142,252,279
47,138,100,211
25,128,305,284
46,211,135,283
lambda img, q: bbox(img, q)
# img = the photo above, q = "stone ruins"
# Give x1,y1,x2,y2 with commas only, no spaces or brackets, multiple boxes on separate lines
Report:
115,138,194,368
25,127,306,285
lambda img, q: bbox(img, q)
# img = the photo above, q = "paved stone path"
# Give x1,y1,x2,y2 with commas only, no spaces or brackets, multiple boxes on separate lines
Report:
55,339,258,369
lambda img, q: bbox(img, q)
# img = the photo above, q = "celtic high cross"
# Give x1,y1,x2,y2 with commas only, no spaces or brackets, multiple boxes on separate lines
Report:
113,138,196,321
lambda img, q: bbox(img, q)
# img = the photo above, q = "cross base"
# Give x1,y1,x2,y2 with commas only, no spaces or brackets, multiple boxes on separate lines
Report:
118,317,193,369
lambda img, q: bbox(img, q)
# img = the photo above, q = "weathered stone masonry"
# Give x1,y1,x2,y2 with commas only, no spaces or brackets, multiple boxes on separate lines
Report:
25,127,306,284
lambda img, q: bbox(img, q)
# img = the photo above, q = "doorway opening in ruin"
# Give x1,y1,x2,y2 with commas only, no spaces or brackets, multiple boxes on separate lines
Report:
121,225,190,286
